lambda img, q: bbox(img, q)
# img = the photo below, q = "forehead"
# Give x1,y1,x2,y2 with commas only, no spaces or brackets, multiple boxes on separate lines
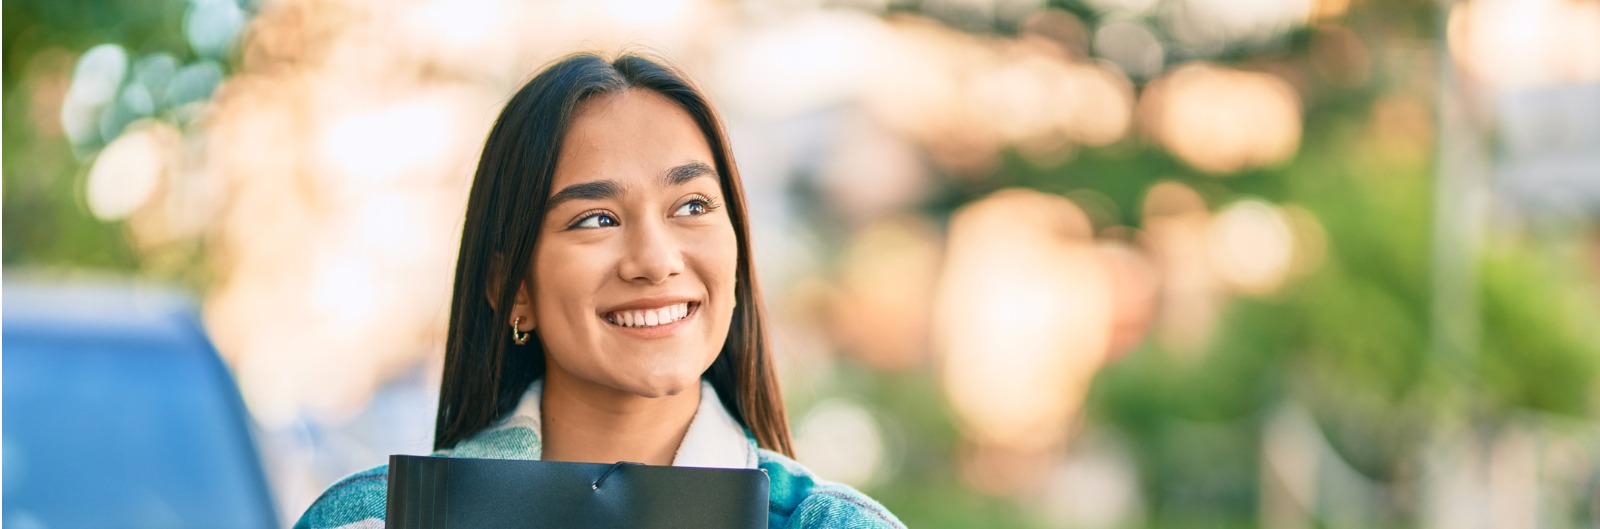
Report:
552,88,715,189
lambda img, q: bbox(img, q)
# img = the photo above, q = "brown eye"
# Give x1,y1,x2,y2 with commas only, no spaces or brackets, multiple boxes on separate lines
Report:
672,195,719,218
570,211,619,229
673,200,708,217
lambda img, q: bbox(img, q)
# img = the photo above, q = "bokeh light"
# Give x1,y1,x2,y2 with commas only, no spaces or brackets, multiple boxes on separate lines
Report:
828,216,942,371
9,0,1600,527
1448,0,1600,92
85,120,177,221
1140,181,1224,356
1141,63,1303,174
1207,199,1297,296
792,399,889,488
936,189,1112,454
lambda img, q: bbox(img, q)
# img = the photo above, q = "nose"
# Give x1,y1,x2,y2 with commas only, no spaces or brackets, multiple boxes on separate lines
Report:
616,218,685,284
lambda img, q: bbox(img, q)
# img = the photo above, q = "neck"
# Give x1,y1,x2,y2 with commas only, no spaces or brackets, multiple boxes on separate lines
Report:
538,367,700,466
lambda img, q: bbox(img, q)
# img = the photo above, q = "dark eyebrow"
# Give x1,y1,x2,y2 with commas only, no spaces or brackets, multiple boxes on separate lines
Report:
546,180,623,210
664,161,715,186
546,161,715,210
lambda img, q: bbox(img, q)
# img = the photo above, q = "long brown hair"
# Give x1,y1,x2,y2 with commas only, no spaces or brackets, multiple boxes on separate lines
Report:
433,52,793,458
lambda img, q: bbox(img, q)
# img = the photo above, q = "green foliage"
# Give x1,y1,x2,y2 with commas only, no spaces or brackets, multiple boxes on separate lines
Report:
1476,239,1600,416
3,0,221,270
6,1,1597,527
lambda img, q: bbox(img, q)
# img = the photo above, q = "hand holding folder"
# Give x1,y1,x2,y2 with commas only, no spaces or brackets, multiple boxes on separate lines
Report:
386,455,770,528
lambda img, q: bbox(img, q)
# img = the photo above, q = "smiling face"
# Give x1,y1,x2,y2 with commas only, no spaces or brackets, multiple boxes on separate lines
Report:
520,88,738,399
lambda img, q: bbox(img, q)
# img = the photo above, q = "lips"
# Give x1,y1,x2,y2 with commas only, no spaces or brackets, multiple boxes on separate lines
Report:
603,301,699,328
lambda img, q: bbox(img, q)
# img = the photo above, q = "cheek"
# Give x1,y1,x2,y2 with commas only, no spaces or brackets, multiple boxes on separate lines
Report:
531,244,603,341
679,221,739,325
700,224,741,334
700,223,740,298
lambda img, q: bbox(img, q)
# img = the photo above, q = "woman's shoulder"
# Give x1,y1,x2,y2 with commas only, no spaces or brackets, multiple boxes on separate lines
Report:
757,449,907,529
293,464,390,529
294,422,539,528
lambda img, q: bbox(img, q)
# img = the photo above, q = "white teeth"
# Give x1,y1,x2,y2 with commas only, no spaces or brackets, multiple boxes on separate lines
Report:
606,303,692,328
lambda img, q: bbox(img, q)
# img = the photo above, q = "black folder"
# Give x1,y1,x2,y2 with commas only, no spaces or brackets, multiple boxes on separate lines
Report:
386,455,769,528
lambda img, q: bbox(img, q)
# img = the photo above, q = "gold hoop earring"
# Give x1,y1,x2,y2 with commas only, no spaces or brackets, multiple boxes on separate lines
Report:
511,316,531,345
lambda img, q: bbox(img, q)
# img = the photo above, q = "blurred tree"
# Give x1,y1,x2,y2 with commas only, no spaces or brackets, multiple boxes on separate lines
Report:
2,0,226,271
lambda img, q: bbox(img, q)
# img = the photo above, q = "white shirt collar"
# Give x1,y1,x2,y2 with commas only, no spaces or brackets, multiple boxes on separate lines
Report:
470,378,758,469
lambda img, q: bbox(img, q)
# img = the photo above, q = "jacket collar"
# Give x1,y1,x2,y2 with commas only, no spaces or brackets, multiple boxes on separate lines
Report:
443,378,759,469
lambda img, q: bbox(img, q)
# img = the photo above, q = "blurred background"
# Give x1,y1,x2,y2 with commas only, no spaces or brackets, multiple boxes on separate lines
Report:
5,0,1600,527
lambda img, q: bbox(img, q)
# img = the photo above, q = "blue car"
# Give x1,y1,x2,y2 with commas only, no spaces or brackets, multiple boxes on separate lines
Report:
4,283,279,529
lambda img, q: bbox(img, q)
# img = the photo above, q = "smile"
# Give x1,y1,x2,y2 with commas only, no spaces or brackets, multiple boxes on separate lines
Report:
603,302,698,328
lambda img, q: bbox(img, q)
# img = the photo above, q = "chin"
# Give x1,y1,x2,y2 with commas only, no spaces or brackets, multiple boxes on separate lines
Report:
627,375,697,399
618,368,705,399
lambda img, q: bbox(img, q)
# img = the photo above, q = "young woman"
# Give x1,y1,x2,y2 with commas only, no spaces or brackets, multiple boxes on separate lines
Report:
295,53,904,528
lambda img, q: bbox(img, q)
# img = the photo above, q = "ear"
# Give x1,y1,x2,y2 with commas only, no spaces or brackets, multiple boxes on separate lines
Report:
485,253,538,331
509,278,537,332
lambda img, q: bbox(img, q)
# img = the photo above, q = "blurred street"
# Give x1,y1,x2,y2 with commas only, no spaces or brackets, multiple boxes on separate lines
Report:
5,0,1600,527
